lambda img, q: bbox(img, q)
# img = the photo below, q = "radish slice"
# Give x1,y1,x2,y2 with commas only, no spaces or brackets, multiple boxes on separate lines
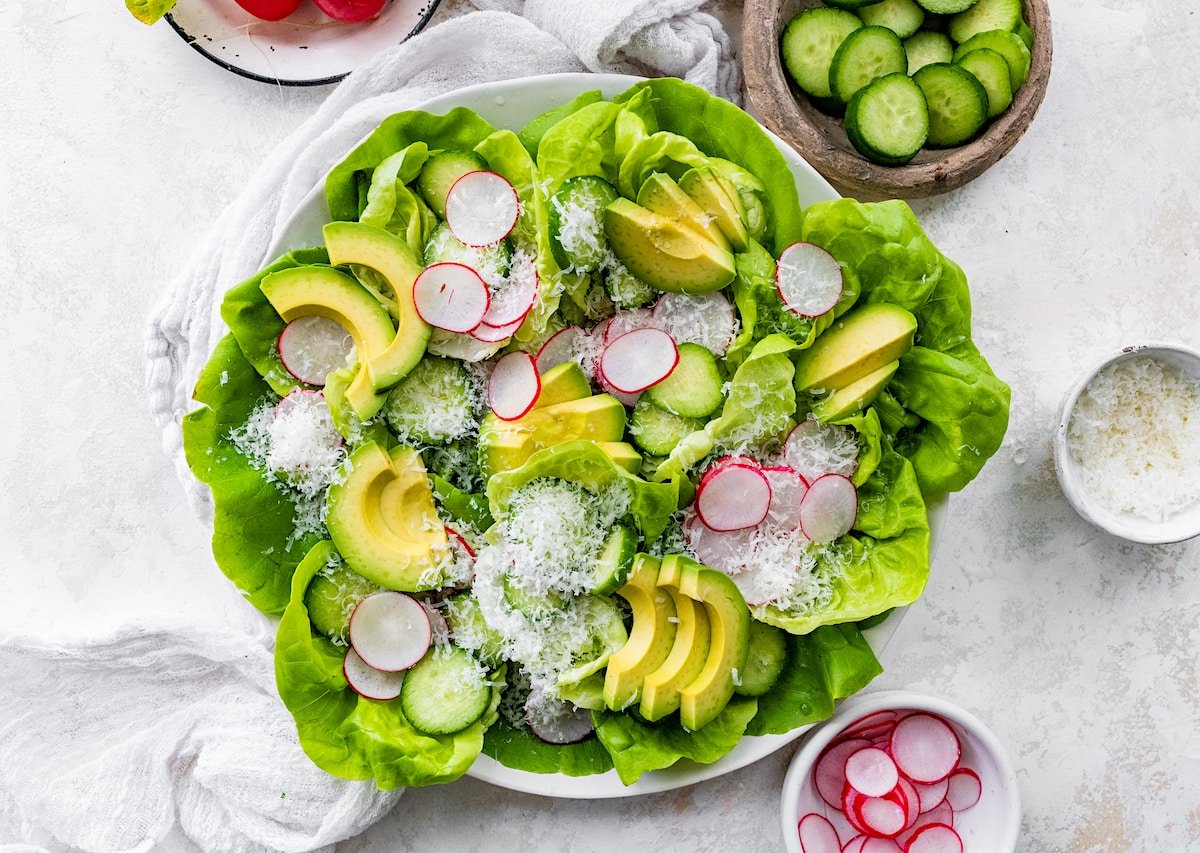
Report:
682,511,755,574
943,769,981,812
536,326,586,373
524,689,594,745
274,387,325,418
845,747,899,798
890,714,962,784
694,463,772,532
445,170,519,247
856,795,907,838
597,373,641,408
776,242,843,317
799,474,858,543
427,328,505,362
481,254,538,328
860,841,902,853
342,648,405,701
784,418,860,482
914,779,949,814
348,591,431,672
797,814,841,853
471,317,525,343
842,711,898,738
412,263,490,333
896,803,954,849
903,824,962,853
419,601,450,646
651,292,738,356
842,836,870,853
604,307,658,344
762,465,808,532
277,316,354,387
488,351,541,420
896,776,921,829
815,737,872,808
843,787,870,836
599,328,679,393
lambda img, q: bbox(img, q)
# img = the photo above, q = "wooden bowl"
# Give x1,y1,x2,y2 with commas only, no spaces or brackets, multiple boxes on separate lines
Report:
742,0,1052,199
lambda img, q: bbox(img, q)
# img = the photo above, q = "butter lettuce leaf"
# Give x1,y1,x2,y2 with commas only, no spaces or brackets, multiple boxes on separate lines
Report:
275,541,504,789
125,0,174,24
483,718,614,776
359,142,434,249
517,89,605,157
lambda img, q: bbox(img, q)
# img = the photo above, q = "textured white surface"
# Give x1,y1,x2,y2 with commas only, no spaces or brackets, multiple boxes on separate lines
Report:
1,0,1198,851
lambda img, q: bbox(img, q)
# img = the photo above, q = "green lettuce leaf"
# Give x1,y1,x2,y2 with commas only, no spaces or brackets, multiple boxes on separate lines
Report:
482,718,614,776
535,100,623,194
125,0,174,24
592,696,759,785
181,334,323,615
517,89,605,157
359,142,433,249
431,473,493,533
275,541,504,789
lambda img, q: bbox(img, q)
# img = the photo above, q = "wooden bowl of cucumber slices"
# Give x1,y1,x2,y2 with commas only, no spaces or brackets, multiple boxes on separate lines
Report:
743,0,1051,199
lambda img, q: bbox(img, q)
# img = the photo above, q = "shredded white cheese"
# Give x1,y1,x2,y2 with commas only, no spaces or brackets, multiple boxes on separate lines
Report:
1067,355,1200,521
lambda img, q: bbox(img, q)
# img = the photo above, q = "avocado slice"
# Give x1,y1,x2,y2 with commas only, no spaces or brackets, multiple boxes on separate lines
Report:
604,555,677,711
596,441,642,474
323,221,431,392
812,360,899,422
478,393,628,478
603,198,736,295
534,361,592,409
794,303,917,394
323,365,390,439
639,590,711,721
659,554,751,731
636,172,730,250
325,442,448,591
679,166,750,251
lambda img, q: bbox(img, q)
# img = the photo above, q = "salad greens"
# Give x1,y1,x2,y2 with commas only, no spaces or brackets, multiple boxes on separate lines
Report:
182,77,1009,790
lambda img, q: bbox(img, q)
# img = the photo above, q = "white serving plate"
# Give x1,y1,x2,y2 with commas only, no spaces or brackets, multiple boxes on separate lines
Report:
267,72,947,798
166,0,441,86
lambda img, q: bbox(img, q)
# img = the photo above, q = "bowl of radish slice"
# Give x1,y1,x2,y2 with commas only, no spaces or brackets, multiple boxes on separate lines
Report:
782,690,1020,853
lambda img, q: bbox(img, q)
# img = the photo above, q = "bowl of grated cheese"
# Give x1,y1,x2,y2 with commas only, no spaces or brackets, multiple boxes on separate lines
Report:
1054,343,1200,544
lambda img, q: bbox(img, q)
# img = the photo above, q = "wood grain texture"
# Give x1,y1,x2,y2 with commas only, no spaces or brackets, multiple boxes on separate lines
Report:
743,0,1052,200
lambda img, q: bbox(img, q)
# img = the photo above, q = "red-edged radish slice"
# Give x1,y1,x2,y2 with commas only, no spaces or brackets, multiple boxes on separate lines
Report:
536,326,586,373
856,797,907,838
481,255,539,327
427,329,505,362
694,463,772,532
798,814,841,853
815,737,872,808
896,802,954,849
348,591,431,672
274,388,324,417
419,601,450,645
913,779,949,815
445,171,519,247
604,307,659,344
842,711,898,738
342,648,406,700
860,840,902,853
445,526,477,561
651,291,738,355
889,714,962,784
943,769,981,812
488,351,541,420
471,317,525,343
412,263,490,333
845,747,900,798
799,474,858,543
842,836,870,853
784,418,860,482
843,787,870,836
599,328,679,393
597,372,641,408
845,721,897,745
902,824,962,853
776,242,844,318
895,777,921,830
682,511,754,574
312,0,385,23
762,465,808,532
277,317,354,387
712,454,760,471
524,689,594,745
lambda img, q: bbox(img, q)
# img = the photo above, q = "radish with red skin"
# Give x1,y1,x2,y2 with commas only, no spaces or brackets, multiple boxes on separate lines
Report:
597,373,641,408
480,258,538,328
815,737,873,808
348,591,431,672
412,263,490,333
797,814,842,853
895,802,954,849
471,317,525,343
799,474,858,543
277,316,355,387
599,328,679,393
842,836,869,853
536,326,586,373
682,511,755,574
651,291,738,355
342,648,406,701
859,840,902,853
913,779,949,814
694,463,772,532
234,0,301,20
889,714,962,784
524,689,594,745
604,308,659,344
895,777,921,829
762,466,808,532
419,601,450,645
844,747,899,798
784,418,860,482
943,768,980,812
445,171,520,247
843,786,870,836
842,722,896,745
854,794,908,838
312,0,385,22
776,242,844,318
444,526,476,560
902,824,962,853
274,388,325,418
842,711,898,738
488,351,541,420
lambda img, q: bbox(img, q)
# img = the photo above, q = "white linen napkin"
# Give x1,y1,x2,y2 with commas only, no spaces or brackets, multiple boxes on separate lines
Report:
2,6,739,852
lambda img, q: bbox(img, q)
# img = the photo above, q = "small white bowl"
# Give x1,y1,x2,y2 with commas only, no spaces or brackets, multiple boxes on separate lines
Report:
1053,342,1200,545
780,690,1021,853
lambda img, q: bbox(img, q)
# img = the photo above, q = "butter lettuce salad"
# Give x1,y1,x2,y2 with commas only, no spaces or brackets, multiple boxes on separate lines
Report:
182,79,1010,789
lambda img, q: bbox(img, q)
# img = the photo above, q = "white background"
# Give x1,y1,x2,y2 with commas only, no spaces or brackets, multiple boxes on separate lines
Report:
1,0,1198,850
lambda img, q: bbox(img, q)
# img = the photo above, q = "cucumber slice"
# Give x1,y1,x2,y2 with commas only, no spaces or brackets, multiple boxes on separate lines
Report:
548,176,619,273
948,0,1022,44
781,8,863,99
957,47,1014,118
858,0,926,39
605,263,656,309
825,0,887,8
590,524,637,595
644,342,724,419
904,30,954,74
953,29,1031,90
913,63,990,147
416,150,487,219
844,73,930,165
444,593,506,666
630,397,705,456
735,621,788,697
305,559,380,644
383,356,479,444
1015,19,1034,48
423,222,512,284
915,0,978,14
829,25,909,104
503,573,565,618
400,646,491,735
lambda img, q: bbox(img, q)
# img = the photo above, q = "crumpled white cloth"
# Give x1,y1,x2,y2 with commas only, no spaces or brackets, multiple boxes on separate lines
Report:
2,6,740,853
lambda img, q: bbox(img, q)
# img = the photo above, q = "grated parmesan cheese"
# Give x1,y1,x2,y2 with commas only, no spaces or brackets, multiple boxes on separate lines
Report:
551,193,608,273
1067,355,1200,521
